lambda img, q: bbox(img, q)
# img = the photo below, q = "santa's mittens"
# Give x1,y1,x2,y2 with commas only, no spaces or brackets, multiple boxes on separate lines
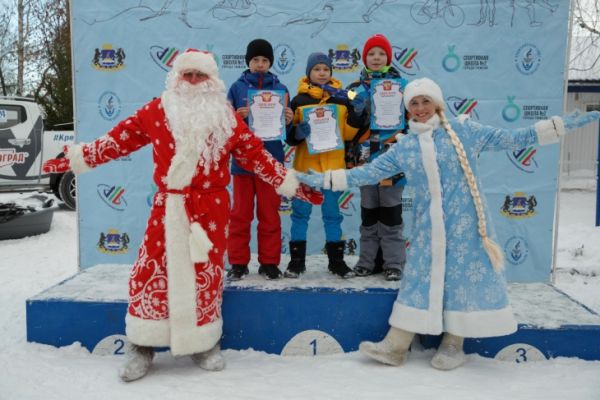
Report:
43,146,71,174
562,110,600,130
295,183,324,205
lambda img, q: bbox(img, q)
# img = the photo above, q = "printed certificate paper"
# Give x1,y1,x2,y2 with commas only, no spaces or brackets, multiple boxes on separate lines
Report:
302,105,344,154
248,89,285,140
370,78,407,130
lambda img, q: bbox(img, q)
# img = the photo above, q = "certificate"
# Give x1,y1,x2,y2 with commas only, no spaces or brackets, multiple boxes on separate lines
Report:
370,78,407,130
248,89,285,140
302,105,344,155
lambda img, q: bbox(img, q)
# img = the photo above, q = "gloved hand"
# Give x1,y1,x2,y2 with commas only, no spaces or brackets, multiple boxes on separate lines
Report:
294,121,311,141
297,169,324,188
295,183,324,205
562,110,600,130
351,91,370,114
42,145,71,173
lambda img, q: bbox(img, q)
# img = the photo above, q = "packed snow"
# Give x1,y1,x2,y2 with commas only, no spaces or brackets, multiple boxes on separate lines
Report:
1,177,599,399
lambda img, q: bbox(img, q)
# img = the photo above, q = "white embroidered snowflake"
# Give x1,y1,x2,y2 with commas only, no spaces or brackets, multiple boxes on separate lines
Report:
203,181,211,189
466,260,486,283
208,221,217,232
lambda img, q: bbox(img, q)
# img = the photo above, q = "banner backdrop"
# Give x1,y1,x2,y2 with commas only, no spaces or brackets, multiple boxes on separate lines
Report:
71,0,570,282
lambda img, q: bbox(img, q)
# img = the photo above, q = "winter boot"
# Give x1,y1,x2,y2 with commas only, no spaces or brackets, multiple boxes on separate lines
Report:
359,327,414,366
383,267,402,281
227,264,249,281
118,344,155,382
326,241,355,278
284,241,306,278
190,342,226,371
258,264,283,280
430,333,466,371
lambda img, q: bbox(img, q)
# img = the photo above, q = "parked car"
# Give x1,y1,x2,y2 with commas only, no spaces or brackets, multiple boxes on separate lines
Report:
0,97,76,209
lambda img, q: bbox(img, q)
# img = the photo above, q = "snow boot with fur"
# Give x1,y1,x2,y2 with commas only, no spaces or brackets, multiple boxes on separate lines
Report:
118,344,155,382
359,327,414,366
430,333,466,370
190,342,226,371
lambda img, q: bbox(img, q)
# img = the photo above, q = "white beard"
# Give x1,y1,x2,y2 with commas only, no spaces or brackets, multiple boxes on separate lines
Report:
162,73,236,178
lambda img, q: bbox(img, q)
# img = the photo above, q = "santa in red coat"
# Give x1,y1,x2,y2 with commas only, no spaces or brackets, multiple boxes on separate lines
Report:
43,49,321,381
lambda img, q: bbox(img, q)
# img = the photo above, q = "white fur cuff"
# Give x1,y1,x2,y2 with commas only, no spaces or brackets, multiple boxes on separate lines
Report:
535,116,566,145
276,169,299,198
66,144,92,174
330,169,348,191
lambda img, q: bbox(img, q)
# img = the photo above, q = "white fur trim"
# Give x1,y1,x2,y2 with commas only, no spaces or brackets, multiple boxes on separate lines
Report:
389,129,447,334
66,144,92,174
535,117,565,145
404,78,444,110
125,314,171,347
125,315,223,354
172,51,218,78
444,307,518,338
330,169,348,191
276,169,299,197
189,222,214,263
164,194,221,355
388,302,518,337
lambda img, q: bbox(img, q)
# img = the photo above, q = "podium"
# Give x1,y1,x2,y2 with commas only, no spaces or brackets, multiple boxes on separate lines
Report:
26,263,600,361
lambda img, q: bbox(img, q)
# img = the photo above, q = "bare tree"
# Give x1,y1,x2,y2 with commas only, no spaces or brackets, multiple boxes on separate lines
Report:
0,4,16,96
570,0,600,78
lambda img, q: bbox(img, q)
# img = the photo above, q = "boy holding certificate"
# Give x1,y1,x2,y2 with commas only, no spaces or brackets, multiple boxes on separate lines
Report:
346,34,408,282
284,52,360,279
226,39,294,281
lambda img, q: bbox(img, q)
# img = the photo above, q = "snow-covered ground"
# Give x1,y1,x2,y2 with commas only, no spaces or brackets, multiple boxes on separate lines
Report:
1,179,599,400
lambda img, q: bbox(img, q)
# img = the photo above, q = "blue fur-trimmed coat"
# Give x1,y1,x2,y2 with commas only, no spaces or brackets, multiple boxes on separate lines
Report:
333,113,564,338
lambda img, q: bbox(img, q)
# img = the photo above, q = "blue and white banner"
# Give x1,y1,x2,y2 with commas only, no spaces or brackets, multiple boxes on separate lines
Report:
71,0,570,282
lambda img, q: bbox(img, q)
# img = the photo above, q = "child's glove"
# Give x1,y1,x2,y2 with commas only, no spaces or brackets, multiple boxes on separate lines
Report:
562,110,600,130
42,146,71,173
295,183,324,205
297,169,324,188
294,121,311,140
351,91,370,114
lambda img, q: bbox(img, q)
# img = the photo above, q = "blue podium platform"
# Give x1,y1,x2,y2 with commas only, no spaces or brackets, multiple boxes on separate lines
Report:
27,263,600,362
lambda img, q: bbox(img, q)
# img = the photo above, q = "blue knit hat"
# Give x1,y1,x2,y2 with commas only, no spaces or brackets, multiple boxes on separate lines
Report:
305,52,332,77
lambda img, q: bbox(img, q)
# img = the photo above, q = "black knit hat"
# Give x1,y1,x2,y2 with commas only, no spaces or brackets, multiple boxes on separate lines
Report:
245,39,274,67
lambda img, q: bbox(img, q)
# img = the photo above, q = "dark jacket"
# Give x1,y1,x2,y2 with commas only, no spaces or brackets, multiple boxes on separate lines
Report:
227,69,289,175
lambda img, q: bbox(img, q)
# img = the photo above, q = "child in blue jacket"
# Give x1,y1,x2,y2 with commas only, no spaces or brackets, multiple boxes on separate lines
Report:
226,39,293,280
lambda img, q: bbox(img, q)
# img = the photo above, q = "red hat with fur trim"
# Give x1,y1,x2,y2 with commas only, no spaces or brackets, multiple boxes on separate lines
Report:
362,34,392,66
172,48,219,78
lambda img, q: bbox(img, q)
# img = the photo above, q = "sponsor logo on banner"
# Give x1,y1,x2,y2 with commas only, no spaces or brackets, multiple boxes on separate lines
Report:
97,184,128,211
446,96,479,119
500,192,537,218
392,46,419,75
272,43,295,75
442,45,489,72
504,236,530,265
98,91,121,121
514,44,541,75
337,191,354,210
402,197,413,213
522,104,549,120
502,96,522,122
97,229,130,254
507,146,539,173
92,44,126,70
221,54,246,69
150,46,180,71
0,148,28,168
329,45,360,73
283,144,295,164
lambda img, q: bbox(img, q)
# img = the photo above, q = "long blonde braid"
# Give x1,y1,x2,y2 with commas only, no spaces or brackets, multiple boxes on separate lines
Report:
438,111,504,272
